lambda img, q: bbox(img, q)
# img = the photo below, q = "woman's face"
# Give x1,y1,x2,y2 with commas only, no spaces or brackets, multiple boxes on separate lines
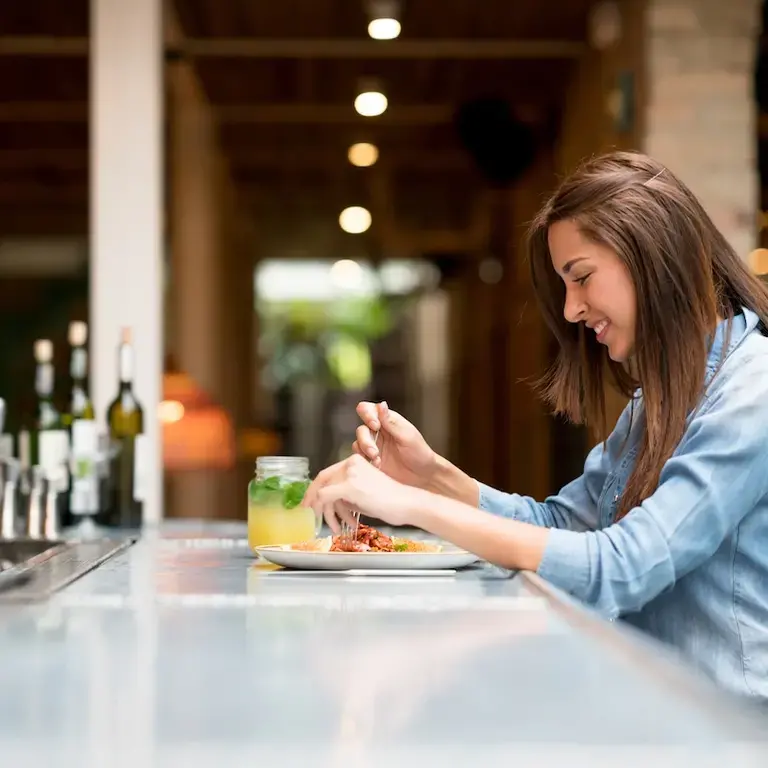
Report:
548,219,637,363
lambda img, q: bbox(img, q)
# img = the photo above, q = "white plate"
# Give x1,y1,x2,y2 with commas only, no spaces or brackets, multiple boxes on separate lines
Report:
254,543,481,571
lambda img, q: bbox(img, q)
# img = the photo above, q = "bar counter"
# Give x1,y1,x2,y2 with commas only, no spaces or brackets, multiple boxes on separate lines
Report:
0,521,766,767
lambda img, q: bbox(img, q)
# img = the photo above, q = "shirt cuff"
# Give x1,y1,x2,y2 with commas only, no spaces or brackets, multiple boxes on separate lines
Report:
476,481,519,519
536,527,591,598
476,479,489,510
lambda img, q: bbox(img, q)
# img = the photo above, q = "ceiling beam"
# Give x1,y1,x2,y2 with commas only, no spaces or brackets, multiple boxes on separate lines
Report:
177,38,586,60
216,104,455,125
0,35,586,59
0,149,87,170
0,102,456,125
0,103,85,122
0,209,87,236
0,36,88,56
230,147,475,172
0,147,474,173
0,183,86,204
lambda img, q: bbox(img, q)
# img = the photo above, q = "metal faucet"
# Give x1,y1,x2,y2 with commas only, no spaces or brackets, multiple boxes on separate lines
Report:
43,464,67,541
0,458,20,539
27,466,46,540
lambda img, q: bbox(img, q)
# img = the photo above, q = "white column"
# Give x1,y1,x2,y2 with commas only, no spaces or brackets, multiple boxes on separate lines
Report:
90,0,164,524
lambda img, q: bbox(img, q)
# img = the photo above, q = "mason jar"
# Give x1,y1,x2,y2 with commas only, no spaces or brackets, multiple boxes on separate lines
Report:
247,456,316,551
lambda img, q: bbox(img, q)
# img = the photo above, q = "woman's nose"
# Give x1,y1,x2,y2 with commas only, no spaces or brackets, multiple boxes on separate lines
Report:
563,289,587,324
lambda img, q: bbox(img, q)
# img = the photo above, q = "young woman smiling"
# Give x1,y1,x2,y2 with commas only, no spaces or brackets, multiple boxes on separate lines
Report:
304,151,768,704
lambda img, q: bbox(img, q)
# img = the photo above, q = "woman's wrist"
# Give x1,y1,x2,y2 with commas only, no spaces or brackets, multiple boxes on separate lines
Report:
423,454,479,507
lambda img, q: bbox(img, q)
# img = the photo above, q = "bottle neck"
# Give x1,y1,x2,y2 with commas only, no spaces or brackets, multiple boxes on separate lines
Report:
118,342,134,387
118,380,134,396
70,347,88,387
35,362,54,398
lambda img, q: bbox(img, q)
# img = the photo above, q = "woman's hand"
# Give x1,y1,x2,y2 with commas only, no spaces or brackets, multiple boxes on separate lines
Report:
353,401,438,489
303,454,431,532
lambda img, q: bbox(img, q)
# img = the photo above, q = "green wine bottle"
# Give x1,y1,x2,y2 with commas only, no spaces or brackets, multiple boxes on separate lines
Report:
32,340,70,517
32,339,67,463
64,321,95,426
106,327,144,528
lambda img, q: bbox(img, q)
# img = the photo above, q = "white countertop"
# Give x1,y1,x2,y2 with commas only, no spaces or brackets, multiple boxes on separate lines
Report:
0,521,765,767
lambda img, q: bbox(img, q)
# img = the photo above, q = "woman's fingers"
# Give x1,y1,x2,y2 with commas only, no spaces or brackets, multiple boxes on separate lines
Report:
355,424,380,460
356,401,381,432
303,459,346,510
319,494,357,534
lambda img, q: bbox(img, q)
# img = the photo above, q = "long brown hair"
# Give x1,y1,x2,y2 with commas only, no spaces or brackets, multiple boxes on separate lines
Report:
528,151,768,518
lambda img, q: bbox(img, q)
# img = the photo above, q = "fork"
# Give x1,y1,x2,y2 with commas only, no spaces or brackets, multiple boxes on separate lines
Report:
339,428,380,548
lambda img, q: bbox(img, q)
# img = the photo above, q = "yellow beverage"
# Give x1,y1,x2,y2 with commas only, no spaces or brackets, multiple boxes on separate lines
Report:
248,456,314,553
247,503,316,550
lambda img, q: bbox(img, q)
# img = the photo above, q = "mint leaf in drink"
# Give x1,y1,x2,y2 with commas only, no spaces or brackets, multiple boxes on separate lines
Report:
249,476,283,504
283,480,310,509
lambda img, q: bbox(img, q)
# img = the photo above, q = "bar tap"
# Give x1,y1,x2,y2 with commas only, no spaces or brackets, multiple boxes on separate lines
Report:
0,458,20,540
27,466,46,540
43,464,67,541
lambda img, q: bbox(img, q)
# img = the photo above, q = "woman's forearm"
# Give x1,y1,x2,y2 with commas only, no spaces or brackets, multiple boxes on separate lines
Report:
410,490,550,572
424,454,480,506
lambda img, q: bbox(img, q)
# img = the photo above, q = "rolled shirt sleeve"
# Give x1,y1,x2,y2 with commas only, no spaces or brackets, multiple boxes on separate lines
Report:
478,401,637,533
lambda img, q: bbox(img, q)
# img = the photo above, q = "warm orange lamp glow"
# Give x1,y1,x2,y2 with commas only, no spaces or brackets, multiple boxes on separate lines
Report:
161,370,235,471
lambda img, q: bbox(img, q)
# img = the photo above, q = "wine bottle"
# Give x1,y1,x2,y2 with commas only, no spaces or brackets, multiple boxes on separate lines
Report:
59,322,96,528
32,340,67,462
106,327,144,528
32,340,70,520
64,321,95,425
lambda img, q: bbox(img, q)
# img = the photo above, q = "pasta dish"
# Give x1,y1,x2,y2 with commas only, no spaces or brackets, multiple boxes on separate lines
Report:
290,524,441,553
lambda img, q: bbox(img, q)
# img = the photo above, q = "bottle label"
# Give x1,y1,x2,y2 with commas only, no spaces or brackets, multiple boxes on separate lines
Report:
71,348,87,380
70,420,99,515
35,363,54,397
133,434,147,502
39,430,71,491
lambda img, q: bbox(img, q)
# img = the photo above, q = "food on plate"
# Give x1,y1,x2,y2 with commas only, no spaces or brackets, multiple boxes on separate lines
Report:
289,537,332,552
331,523,395,552
287,523,442,554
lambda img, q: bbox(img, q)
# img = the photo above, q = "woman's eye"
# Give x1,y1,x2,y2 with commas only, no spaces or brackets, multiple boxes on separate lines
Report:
575,275,590,286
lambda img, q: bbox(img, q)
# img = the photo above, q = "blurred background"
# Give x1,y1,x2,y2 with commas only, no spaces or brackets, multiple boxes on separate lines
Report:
0,0,765,522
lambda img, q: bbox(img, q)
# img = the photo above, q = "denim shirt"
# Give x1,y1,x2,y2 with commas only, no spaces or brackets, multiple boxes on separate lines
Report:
478,308,768,703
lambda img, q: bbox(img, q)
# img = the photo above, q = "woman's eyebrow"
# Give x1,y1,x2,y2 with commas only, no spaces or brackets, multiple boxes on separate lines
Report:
562,257,589,275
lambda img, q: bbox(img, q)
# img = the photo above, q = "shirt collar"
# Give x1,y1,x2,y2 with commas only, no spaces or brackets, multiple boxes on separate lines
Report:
705,307,758,382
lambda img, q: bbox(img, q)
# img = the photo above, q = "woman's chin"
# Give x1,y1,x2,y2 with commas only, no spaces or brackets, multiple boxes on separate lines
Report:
606,340,631,363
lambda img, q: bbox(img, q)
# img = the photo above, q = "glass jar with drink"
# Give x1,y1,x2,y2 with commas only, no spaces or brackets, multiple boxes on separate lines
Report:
247,456,317,551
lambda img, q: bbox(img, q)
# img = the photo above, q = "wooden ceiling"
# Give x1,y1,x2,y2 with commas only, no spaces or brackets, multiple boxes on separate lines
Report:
0,0,595,245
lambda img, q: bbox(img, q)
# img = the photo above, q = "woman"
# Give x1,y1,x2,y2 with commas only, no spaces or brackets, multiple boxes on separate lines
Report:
304,151,768,704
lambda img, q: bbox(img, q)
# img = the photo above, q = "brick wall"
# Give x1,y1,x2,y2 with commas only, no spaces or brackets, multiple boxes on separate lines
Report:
644,0,762,258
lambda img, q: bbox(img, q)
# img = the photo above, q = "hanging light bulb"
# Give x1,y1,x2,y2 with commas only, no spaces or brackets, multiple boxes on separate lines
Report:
367,0,401,40
348,142,379,167
354,78,388,117
339,206,372,234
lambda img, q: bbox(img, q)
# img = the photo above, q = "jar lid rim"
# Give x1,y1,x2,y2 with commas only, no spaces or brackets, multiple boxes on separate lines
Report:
255,455,309,465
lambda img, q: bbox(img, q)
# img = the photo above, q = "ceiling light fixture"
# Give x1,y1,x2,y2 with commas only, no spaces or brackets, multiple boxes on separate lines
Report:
339,206,372,234
354,78,388,117
348,142,379,167
367,0,401,40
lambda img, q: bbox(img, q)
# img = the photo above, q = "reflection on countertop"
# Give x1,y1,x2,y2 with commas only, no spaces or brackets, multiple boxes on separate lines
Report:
0,521,766,768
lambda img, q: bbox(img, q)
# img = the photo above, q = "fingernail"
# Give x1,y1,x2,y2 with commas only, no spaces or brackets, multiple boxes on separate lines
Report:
381,401,389,412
